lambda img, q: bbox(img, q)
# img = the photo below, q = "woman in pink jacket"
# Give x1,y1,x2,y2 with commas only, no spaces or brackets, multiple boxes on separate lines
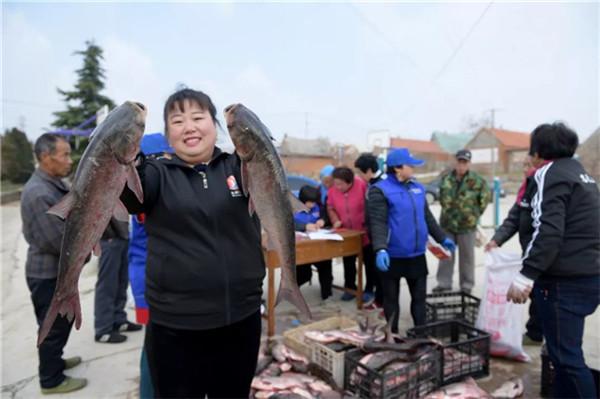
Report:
327,167,375,303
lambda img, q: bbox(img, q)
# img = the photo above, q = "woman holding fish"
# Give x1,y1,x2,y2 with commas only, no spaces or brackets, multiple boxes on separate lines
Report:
121,88,266,398
366,148,456,333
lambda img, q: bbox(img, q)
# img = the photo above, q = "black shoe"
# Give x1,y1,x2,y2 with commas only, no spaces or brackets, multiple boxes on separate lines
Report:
95,331,127,343
115,321,143,332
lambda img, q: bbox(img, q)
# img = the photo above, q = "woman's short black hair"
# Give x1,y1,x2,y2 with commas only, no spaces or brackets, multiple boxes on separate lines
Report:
354,153,379,174
163,87,220,135
332,167,354,184
298,185,320,204
529,122,579,159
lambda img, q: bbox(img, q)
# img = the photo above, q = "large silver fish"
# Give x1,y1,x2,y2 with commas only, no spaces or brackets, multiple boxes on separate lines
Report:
38,101,146,346
224,103,311,320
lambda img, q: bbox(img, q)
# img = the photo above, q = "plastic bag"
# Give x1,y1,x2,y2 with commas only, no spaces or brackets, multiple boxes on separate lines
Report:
475,249,531,362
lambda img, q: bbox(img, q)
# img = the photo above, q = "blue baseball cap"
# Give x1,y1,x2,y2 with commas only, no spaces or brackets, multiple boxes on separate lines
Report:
141,133,173,155
386,148,425,167
319,164,335,179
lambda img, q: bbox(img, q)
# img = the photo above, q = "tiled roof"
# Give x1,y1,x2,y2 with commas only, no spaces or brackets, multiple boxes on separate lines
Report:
490,128,530,149
389,137,447,154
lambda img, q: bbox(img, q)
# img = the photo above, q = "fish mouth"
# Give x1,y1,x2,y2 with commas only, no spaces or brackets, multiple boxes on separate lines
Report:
224,104,239,127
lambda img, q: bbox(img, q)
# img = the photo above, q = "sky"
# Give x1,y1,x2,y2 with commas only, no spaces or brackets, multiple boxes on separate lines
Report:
2,1,599,150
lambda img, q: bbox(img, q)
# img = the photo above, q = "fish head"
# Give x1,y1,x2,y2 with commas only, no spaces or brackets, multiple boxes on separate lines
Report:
100,101,147,164
224,103,274,162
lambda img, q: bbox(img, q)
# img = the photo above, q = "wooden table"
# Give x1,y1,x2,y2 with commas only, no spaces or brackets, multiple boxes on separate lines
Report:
262,229,364,337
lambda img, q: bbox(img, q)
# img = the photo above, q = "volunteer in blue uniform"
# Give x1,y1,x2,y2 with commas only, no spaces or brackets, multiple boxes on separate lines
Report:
367,148,455,333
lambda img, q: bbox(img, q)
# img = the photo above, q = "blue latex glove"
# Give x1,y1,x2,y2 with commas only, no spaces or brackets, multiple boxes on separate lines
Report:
376,250,390,272
442,238,456,252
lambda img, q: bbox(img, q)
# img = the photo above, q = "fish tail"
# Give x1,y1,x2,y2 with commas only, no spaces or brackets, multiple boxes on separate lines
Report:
37,294,82,347
275,282,312,320
37,298,61,347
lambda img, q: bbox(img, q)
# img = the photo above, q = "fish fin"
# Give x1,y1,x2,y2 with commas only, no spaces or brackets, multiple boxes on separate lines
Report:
241,161,249,197
126,164,144,204
248,196,256,217
47,192,76,219
93,243,102,257
275,281,312,321
113,200,130,222
288,193,308,213
37,294,82,347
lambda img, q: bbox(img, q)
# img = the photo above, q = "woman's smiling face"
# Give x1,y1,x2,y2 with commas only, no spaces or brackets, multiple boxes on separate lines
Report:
166,99,217,164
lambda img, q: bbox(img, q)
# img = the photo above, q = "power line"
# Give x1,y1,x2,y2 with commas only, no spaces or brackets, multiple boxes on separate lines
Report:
347,3,422,71
432,1,494,83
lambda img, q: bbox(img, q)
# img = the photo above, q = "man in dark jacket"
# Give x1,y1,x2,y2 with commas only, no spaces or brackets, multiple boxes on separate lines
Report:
94,217,142,343
355,153,385,308
21,133,87,394
506,123,600,399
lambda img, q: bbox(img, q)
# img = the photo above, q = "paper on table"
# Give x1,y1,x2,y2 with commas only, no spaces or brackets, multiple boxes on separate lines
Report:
307,229,344,241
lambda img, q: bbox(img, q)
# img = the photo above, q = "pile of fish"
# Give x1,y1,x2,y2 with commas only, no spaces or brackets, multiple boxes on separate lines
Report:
424,376,524,399
346,340,440,398
251,341,341,399
442,347,485,379
424,377,491,399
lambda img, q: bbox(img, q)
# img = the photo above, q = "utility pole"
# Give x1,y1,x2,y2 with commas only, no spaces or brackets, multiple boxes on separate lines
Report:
488,107,502,228
304,112,309,139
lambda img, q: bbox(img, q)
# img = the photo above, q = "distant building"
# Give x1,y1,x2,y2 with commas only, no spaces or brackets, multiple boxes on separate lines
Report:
465,128,530,174
278,135,335,179
389,137,451,172
578,127,600,182
431,131,475,154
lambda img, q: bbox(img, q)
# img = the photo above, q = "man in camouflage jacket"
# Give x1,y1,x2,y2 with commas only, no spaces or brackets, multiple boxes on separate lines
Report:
434,149,491,293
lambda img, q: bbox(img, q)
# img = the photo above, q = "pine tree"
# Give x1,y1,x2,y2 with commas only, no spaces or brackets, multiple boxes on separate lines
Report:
52,40,115,129
1,128,34,183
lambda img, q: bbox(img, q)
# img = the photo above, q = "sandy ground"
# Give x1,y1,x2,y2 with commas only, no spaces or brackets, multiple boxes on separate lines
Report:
1,196,598,398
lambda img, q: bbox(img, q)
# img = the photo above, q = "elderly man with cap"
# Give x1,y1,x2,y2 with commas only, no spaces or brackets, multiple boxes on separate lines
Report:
434,149,490,294
367,148,455,333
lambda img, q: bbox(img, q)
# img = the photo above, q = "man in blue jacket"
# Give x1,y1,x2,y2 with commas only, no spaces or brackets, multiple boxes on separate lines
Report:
367,148,455,333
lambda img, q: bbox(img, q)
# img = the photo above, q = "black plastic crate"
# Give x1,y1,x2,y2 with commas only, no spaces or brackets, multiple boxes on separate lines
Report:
425,291,481,325
407,320,490,385
344,346,441,398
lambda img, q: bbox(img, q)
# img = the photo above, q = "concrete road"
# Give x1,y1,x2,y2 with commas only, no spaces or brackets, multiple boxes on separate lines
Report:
1,196,598,398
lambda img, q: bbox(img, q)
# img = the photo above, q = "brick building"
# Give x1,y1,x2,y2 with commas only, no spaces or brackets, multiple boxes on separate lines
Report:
465,128,530,174
278,135,335,179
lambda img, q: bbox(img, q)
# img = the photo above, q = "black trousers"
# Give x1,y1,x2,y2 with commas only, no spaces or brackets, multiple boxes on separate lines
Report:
362,244,383,304
297,260,333,300
27,277,73,388
342,256,357,290
379,255,428,334
146,311,261,398
525,290,543,341
94,238,129,335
